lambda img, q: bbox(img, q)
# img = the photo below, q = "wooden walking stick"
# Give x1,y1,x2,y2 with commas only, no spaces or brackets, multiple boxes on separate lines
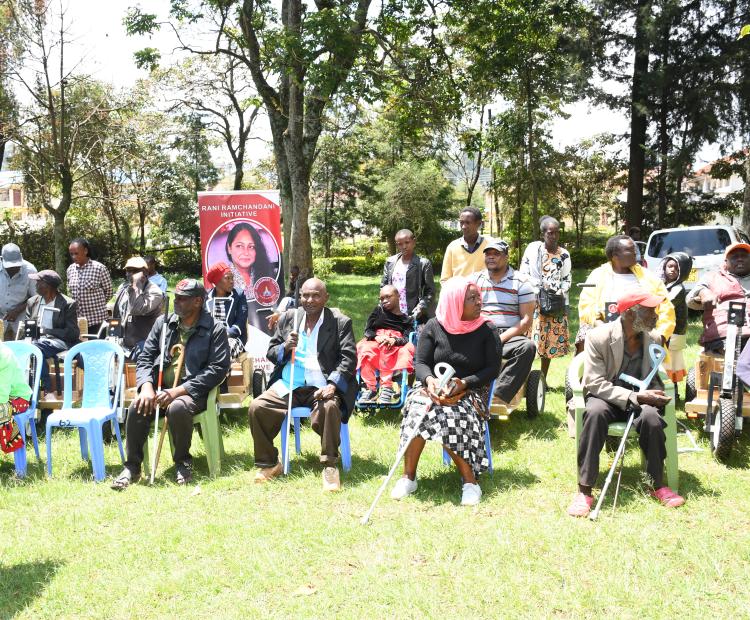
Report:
151,343,186,482
148,298,172,485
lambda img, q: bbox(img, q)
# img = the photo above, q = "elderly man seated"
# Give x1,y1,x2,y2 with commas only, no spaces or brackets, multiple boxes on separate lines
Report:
112,257,165,361
25,270,80,398
470,239,536,404
686,242,750,353
248,278,356,492
568,291,684,518
0,243,37,341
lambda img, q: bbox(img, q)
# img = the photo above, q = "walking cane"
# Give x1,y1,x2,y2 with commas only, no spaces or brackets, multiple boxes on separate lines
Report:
151,343,186,481
149,297,172,485
360,362,456,525
283,309,306,475
589,343,666,521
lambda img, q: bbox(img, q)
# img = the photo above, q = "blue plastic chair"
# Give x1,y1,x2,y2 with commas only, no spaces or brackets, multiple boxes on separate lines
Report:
4,341,43,477
280,406,352,474
45,340,125,481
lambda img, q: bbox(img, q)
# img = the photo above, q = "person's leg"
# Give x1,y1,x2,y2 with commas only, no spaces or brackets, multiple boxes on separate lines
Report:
359,362,378,391
402,435,426,480
637,405,667,488
577,396,625,493
247,388,290,468
167,394,207,465
444,447,476,484
493,336,537,402
33,339,67,392
307,395,342,466
540,356,551,378
124,401,151,475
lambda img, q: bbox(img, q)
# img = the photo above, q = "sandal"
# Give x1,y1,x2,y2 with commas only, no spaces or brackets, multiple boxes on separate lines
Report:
651,486,685,508
110,468,139,491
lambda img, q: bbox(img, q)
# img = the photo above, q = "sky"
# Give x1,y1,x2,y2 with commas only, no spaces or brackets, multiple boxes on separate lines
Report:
45,1,725,170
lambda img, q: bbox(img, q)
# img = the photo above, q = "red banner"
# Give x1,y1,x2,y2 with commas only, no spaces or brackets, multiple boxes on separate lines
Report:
198,190,283,359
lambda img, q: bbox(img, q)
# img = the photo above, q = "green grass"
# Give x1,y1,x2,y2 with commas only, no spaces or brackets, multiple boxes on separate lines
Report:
3,272,750,618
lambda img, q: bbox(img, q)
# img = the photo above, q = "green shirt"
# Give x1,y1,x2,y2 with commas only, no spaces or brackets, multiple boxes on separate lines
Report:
0,343,33,403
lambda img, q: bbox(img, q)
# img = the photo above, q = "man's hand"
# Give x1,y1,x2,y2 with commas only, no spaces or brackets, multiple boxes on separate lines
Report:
134,384,156,416
636,389,671,407
284,330,299,353
700,290,717,310
313,384,336,401
267,311,281,331
5,307,22,322
155,387,180,408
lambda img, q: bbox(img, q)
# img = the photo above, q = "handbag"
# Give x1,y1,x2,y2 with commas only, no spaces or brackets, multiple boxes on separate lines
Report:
537,243,565,316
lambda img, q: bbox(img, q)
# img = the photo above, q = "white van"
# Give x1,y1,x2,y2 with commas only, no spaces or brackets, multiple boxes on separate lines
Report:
644,225,750,290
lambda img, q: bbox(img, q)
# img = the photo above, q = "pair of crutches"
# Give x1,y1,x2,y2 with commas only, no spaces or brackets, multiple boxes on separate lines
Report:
589,343,667,521
361,362,456,525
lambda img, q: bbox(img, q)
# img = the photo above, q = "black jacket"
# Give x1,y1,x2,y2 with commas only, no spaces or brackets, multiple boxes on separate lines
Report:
26,293,80,347
381,253,435,320
207,288,248,343
267,307,357,421
135,309,230,402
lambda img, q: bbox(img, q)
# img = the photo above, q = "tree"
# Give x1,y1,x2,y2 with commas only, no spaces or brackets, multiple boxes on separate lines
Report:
6,0,117,276
157,51,262,190
0,2,20,169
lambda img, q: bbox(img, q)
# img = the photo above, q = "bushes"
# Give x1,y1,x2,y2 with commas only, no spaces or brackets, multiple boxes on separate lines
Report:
569,247,607,269
314,254,387,276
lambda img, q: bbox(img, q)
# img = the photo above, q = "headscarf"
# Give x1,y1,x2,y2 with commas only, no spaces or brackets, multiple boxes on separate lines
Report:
206,261,232,287
435,276,492,335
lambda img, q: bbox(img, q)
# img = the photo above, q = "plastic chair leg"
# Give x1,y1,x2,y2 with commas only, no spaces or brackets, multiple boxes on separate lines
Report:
45,422,53,476
113,417,125,463
78,427,89,462
198,413,222,478
484,421,493,475
88,422,106,482
340,422,351,472
13,441,28,477
294,417,302,455
280,415,290,475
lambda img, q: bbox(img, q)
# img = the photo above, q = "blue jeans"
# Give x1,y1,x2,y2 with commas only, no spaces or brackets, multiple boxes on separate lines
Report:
33,338,68,391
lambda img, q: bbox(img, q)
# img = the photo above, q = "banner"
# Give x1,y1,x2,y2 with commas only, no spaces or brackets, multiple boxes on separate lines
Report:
198,190,284,361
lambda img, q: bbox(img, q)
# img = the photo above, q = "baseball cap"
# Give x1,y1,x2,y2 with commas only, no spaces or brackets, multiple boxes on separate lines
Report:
28,269,62,288
1,243,24,268
617,290,664,314
174,278,206,298
483,239,510,254
725,242,750,258
124,257,148,270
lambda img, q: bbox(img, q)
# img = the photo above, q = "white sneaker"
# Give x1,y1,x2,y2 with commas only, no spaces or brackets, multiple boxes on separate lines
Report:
391,476,418,500
461,482,482,506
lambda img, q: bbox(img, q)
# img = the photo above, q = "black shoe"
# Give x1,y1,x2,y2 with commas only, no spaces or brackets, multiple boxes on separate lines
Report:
176,462,193,485
111,467,140,491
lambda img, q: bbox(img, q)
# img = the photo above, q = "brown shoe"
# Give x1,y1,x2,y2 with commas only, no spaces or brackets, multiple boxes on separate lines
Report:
254,463,283,484
322,466,341,492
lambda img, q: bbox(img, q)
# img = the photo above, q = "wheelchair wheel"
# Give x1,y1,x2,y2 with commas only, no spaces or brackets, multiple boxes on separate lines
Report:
252,369,267,398
712,397,736,460
525,370,545,418
564,373,573,403
684,367,697,403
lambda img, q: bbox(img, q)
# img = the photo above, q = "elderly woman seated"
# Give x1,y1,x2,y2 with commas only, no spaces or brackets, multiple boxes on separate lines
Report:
205,262,249,360
357,285,415,405
391,276,501,506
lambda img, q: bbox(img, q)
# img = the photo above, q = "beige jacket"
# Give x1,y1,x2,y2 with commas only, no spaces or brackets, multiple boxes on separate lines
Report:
582,319,663,410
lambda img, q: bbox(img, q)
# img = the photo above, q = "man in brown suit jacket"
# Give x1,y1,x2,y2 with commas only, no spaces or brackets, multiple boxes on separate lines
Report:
568,290,685,518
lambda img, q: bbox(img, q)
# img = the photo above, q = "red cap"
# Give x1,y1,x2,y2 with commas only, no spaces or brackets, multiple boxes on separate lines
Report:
616,290,665,313
725,242,750,258
205,261,232,286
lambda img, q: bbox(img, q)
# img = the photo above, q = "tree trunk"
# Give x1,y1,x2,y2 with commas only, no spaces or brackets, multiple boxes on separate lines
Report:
526,72,538,228
625,0,652,229
233,166,243,191
743,152,750,234
52,209,67,281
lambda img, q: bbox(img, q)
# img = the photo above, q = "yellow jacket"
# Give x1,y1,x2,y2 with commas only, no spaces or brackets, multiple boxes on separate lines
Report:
578,263,675,341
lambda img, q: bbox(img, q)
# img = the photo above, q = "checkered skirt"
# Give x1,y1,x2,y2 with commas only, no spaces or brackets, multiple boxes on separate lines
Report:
399,382,489,476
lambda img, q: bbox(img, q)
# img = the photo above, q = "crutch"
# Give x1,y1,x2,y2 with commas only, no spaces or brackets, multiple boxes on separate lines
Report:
360,362,456,525
149,297,172,485
283,309,306,475
589,343,666,521
151,343,186,480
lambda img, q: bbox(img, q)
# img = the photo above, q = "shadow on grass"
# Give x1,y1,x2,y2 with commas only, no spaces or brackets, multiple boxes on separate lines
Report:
356,410,402,428
489,411,562,452
0,560,62,618
411,466,539,505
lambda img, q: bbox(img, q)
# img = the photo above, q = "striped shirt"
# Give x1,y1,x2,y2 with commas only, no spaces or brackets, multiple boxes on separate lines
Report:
471,267,535,330
66,259,113,327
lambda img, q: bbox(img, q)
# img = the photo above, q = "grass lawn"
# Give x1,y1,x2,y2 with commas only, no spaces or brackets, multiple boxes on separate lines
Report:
3,271,750,618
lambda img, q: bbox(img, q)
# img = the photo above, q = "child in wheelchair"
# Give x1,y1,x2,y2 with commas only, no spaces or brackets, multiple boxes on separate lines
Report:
357,286,415,405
